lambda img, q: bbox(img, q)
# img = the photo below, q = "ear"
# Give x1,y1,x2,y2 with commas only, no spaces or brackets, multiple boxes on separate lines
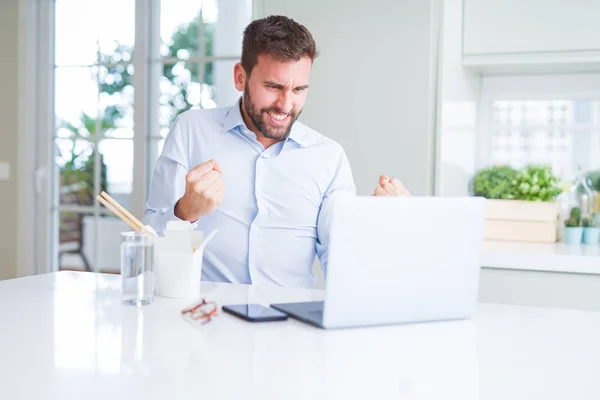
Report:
233,62,246,92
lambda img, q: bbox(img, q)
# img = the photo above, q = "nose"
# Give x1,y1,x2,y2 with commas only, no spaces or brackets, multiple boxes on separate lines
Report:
276,90,293,114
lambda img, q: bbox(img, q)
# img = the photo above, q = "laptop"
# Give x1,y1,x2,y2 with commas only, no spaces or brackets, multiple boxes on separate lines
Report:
271,195,486,329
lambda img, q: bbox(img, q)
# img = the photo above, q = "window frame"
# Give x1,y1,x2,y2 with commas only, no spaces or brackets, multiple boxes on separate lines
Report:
28,0,258,274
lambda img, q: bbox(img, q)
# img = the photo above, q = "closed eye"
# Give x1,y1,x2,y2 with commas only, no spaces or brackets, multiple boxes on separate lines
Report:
265,82,284,90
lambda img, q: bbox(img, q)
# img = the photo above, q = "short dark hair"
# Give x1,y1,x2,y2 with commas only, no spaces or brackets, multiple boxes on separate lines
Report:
241,15,319,76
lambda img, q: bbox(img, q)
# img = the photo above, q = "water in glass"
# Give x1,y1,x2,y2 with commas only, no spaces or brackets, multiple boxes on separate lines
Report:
121,232,155,306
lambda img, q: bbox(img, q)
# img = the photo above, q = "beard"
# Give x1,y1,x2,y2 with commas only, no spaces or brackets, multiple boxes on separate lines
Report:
242,83,302,141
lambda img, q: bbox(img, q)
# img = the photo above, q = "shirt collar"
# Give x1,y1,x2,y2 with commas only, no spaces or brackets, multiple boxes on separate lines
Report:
221,98,310,148
287,122,310,148
222,98,247,134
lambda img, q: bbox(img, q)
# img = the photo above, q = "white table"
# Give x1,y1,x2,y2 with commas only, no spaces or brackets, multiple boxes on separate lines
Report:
1,272,599,400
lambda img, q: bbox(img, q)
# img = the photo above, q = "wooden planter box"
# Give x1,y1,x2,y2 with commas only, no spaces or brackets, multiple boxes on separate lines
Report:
484,199,559,243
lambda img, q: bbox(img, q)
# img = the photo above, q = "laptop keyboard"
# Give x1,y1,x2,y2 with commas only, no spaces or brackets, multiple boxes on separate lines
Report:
271,301,325,324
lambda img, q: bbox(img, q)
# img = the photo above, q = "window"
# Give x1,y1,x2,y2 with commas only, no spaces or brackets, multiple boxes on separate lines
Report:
488,100,600,180
151,0,253,172
50,0,253,272
478,75,600,184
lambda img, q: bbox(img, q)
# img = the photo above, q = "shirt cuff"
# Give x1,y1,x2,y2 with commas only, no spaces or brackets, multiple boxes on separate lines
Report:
168,200,200,229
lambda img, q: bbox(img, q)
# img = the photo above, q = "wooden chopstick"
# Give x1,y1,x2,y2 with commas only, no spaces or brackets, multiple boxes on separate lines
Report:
99,191,146,232
96,195,141,232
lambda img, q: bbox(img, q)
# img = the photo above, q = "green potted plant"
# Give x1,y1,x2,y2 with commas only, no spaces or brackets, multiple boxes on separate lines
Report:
511,164,562,202
472,165,518,199
582,212,600,245
472,164,563,243
563,207,583,245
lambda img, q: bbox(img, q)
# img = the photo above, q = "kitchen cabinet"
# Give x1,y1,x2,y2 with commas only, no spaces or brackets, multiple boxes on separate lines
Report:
462,0,600,73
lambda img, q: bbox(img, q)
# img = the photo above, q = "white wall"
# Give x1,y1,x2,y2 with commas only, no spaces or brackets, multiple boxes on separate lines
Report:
259,0,440,196
438,0,481,196
257,0,441,289
0,0,19,280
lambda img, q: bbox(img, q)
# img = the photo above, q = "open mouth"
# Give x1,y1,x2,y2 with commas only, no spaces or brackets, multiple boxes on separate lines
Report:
265,111,290,126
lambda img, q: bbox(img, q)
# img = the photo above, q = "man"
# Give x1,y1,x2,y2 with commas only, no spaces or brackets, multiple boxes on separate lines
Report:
144,15,409,289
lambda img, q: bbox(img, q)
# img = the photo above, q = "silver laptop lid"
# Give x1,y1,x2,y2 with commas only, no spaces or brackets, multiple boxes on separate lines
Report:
322,196,486,329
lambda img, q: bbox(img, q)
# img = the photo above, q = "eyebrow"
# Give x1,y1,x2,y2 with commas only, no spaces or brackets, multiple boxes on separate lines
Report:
264,81,309,90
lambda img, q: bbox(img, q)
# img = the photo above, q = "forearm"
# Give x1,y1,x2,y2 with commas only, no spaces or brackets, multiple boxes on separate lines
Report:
174,194,201,223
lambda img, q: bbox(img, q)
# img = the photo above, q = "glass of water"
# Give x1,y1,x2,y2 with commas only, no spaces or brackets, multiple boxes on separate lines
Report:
121,231,155,306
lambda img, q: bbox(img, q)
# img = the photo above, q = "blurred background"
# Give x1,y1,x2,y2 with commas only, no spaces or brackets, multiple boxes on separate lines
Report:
1,1,600,301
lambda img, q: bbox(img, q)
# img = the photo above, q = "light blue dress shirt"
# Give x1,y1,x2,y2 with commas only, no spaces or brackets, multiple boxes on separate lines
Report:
144,99,356,288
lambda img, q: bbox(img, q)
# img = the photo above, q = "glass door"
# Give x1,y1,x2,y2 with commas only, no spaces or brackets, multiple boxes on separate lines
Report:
53,0,136,272
49,0,253,273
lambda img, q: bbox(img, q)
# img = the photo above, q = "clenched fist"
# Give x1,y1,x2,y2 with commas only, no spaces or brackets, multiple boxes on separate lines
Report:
373,174,410,196
174,159,225,222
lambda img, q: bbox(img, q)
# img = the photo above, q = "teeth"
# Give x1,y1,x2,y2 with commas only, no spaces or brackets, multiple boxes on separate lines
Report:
268,112,287,121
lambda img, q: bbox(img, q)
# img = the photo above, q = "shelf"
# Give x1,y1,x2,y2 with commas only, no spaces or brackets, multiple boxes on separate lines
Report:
481,241,600,275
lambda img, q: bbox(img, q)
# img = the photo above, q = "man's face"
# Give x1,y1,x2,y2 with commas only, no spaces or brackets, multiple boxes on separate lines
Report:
237,55,312,141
